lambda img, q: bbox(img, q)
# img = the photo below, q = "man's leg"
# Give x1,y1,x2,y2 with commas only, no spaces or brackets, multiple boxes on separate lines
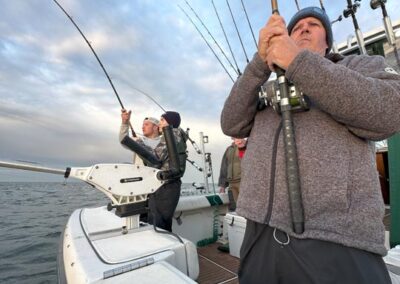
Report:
229,181,240,203
239,220,391,284
149,180,181,232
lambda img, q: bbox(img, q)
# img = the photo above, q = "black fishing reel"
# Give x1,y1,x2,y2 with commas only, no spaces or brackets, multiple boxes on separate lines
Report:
343,0,361,18
257,80,309,113
370,0,386,9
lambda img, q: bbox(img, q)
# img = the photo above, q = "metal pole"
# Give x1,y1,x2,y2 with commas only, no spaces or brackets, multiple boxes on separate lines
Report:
0,161,66,175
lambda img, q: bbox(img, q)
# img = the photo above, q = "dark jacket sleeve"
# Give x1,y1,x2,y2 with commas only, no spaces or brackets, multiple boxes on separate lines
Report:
221,53,272,138
218,148,229,188
286,50,400,140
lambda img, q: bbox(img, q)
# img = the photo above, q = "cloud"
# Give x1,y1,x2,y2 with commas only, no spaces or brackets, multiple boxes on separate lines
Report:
1,0,399,183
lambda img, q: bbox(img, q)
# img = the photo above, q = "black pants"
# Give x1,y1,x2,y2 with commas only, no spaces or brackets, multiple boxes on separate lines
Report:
239,220,391,284
148,179,181,232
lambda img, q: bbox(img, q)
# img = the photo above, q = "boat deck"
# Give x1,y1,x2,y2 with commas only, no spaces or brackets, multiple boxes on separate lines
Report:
195,208,391,284
197,243,239,284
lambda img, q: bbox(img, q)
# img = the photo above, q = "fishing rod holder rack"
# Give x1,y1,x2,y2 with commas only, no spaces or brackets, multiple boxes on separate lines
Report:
258,80,309,113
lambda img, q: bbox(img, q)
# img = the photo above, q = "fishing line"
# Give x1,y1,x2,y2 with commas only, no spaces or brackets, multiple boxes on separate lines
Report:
184,0,239,76
178,4,235,82
211,0,242,75
240,0,258,49
226,0,249,63
52,0,137,136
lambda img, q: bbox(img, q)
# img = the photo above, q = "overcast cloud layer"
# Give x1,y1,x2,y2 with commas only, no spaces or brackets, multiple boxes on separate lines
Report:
0,0,399,183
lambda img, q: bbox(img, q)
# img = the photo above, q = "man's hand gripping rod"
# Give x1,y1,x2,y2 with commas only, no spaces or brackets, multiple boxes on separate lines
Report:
271,0,304,234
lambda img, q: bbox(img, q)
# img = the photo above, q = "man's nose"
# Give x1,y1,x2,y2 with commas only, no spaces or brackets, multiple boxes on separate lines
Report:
300,24,310,34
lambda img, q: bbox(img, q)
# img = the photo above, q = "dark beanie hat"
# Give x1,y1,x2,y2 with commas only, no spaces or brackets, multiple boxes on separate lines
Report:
287,6,333,54
162,111,181,128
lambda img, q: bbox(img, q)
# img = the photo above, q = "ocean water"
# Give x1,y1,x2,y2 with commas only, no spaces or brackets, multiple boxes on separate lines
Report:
0,182,108,284
0,181,205,284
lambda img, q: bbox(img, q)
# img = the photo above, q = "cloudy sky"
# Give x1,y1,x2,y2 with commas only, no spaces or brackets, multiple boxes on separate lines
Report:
0,0,399,183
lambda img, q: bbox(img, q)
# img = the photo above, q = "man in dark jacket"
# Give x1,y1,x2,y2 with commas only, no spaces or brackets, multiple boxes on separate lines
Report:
218,137,247,203
120,110,186,232
221,6,400,284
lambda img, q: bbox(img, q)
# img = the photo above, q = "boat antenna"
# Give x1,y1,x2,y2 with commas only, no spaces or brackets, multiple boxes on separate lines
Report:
370,0,400,67
226,0,250,63
178,5,235,83
240,0,258,49
211,0,242,75
52,0,137,137
184,0,239,77
271,0,304,234
343,0,367,54
294,0,301,11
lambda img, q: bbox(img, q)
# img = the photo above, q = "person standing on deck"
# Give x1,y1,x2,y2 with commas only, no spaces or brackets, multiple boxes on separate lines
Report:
221,6,400,284
120,110,187,232
218,137,247,206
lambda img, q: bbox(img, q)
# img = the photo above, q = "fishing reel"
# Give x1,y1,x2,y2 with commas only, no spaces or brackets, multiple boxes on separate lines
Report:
257,80,309,114
343,0,361,18
370,0,386,9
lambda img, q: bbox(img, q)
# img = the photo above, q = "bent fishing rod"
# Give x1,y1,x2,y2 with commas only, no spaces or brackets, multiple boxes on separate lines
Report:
52,0,137,136
54,0,203,160
370,0,400,67
271,0,304,234
343,0,367,54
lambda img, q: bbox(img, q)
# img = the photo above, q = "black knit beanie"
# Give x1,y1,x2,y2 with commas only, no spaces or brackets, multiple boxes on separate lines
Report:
287,6,333,54
161,111,181,128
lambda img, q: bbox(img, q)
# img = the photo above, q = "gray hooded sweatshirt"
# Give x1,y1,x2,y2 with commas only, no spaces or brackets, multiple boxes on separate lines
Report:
221,50,400,256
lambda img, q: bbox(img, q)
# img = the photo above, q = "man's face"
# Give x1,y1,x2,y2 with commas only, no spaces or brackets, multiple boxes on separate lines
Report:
158,117,169,132
142,120,159,137
233,138,246,149
290,17,328,56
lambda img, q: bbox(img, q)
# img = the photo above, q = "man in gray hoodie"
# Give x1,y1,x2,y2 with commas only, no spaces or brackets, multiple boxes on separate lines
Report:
221,6,400,284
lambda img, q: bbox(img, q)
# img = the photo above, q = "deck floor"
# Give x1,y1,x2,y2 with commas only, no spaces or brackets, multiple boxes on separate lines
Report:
197,243,239,284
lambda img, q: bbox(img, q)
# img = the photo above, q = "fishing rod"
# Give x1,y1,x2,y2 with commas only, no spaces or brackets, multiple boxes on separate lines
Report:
226,0,250,63
184,0,239,77
343,0,367,54
370,0,400,67
240,0,258,49
185,128,202,154
211,0,242,75
330,14,343,53
318,0,343,53
186,157,203,171
52,0,137,137
271,0,304,234
54,0,203,158
318,0,325,11
178,5,235,83
294,0,301,11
